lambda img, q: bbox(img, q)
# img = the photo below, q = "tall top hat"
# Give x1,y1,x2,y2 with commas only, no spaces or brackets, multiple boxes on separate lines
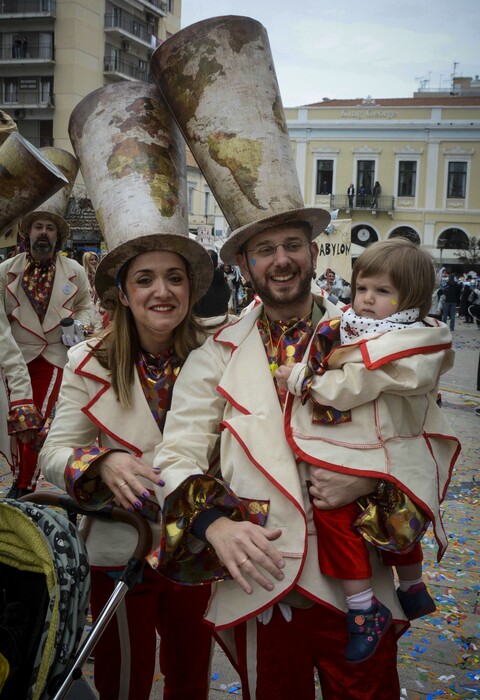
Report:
0,132,69,243
19,146,79,243
150,15,330,265
68,81,213,305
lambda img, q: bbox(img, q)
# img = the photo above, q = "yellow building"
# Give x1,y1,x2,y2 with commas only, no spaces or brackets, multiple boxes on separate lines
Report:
286,89,480,267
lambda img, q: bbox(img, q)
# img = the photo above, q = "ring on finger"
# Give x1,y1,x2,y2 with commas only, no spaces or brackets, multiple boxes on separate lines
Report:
118,481,128,489
238,556,249,567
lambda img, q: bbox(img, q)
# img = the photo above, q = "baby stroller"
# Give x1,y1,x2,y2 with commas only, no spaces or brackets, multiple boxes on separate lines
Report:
0,491,152,700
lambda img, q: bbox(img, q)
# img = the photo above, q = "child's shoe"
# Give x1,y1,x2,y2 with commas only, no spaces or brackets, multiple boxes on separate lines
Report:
345,597,392,663
397,582,436,620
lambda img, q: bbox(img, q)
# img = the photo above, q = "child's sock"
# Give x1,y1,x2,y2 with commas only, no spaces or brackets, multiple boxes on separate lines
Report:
398,577,423,592
346,588,374,610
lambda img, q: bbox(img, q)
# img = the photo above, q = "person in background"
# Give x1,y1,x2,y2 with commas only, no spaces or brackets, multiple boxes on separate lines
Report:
371,181,382,209
0,167,91,498
194,248,230,318
347,183,355,209
39,81,215,700
82,250,103,332
460,275,473,323
275,238,458,663
223,262,246,314
439,273,462,330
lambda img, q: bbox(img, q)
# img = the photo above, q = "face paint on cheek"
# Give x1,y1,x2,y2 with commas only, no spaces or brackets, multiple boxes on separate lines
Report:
251,258,256,266
391,300,397,305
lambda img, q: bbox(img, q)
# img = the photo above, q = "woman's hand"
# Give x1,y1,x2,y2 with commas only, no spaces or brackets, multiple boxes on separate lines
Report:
205,517,285,594
94,451,165,511
309,466,378,510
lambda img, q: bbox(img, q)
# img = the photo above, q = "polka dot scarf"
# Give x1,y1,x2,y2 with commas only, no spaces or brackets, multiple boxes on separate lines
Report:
340,306,423,344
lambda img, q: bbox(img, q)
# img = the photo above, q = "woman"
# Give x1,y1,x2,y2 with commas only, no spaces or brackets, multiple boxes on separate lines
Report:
39,81,216,700
82,250,104,331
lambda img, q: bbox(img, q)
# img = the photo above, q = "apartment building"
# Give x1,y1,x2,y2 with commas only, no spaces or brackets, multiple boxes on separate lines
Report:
285,81,480,267
0,0,181,251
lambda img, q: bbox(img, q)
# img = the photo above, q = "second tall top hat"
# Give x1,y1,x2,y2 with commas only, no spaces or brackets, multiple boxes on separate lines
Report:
150,15,330,264
68,81,213,303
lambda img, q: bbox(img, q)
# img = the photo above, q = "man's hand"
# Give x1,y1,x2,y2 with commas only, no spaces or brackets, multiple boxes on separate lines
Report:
274,365,293,392
205,517,285,594
17,429,38,444
61,333,81,347
309,466,378,510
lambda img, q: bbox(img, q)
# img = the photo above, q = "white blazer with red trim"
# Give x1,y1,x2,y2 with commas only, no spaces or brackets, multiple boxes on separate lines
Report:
0,252,91,368
285,320,460,560
155,283,407,630
39,340,163,567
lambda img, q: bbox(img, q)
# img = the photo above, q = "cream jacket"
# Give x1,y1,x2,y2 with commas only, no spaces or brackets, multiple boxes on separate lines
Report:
0,253,91,369
285,320,460,560
155,284,405,630
0,302,33,405
39,341,163,567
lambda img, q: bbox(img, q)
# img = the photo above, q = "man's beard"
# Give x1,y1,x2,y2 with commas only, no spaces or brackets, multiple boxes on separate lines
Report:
31,238,55,257
248,260,314,312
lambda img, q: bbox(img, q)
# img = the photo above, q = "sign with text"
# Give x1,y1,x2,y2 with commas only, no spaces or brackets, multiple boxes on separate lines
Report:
315,219,352,282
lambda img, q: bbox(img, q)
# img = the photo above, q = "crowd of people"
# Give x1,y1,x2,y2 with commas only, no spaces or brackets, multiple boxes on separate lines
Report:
0,15,465,700
434,268,480,329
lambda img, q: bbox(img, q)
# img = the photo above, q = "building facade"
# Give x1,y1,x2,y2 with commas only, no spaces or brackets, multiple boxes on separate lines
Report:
285,87,480,268
0,0,183,253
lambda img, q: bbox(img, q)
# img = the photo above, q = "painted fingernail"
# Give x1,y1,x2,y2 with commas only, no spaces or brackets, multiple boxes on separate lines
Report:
134,500,143,509
127,507,134,513
142,491,150,499
152,466,162,472
158,479,165,487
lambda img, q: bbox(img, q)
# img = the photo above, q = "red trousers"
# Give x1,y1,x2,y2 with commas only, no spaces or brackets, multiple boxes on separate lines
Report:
314,502,423,580
90,566,213,700
228,602,400,699
16,356,63,488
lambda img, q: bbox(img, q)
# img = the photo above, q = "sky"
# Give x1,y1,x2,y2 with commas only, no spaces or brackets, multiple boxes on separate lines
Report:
179,0,479,107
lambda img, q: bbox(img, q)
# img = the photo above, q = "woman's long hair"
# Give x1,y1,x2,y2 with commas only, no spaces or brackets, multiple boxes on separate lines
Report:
90,256,205,407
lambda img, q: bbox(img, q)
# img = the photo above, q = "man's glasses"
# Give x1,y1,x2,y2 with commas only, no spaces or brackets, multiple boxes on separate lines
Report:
246,240,308,259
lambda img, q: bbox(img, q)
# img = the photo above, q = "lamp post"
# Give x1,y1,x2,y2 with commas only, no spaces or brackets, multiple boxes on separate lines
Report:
438,239,446,266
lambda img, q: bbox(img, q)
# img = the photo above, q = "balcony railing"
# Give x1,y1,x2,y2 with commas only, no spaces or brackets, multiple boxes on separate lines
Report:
1,43,54,60
330,194,395,213
0,0,55,14
137,0,168,15
104,13,151,45
104,57,149,82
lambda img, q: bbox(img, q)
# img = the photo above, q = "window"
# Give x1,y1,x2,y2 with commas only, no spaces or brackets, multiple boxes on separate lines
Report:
315,160,333,195
40,78,53,105
447,161,467,198
204,191,210,216
398,161,416,197
168,0,174,12
356,160,375,196
4,79,18,103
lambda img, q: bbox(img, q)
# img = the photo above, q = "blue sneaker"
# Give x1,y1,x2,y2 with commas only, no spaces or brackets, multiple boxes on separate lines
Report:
345,597,392,663
397,582,436,620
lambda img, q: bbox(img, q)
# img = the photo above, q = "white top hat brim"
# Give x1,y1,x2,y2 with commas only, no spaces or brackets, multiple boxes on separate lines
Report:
220,207,331,264
95,233,214,307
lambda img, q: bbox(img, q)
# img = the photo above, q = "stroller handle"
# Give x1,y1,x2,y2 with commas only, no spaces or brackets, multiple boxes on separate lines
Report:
20,490,153,560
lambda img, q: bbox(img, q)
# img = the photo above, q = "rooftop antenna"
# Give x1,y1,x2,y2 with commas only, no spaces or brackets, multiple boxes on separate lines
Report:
450,61,459,94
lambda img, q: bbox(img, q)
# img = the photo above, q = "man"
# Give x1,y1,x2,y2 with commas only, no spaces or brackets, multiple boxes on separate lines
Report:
149,17,402,697
152,221,403,699
0,180,91,497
